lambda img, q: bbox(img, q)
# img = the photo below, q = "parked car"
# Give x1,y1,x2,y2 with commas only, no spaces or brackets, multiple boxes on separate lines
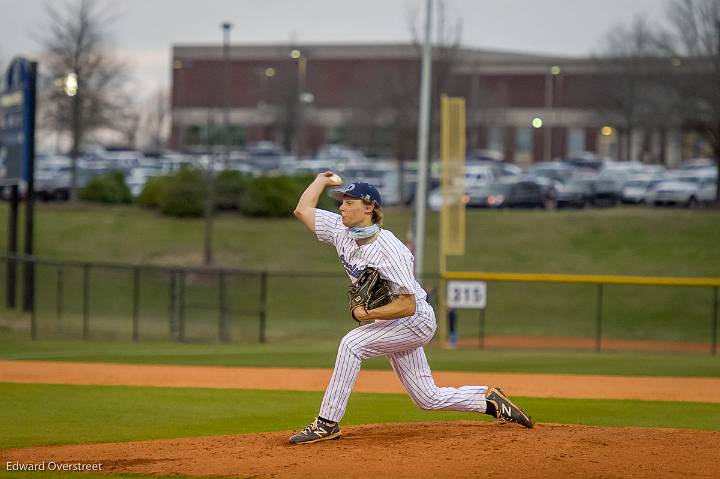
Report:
520,174,559,204
35,163,72,200
556,179,594,208
101,149,145,172
126,167,164,197
466,180,547,209
32,154,71,200
558,175,621,207
329,162,402,206
644,179,701,207
676,158,716,172
427,187,467,212
466,149,503,162
244,141,287,158
621,177,655,204
314,144,367,165
464,164,497,188
599,160,645,185
468,159,522,180
638,164,667,176
588,177,622,206
665,172,718,205
0,180,27,200
561,155,604,172
525,162,575,185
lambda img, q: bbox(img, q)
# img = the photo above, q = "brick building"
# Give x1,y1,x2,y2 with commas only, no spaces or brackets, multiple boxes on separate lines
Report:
171,43,696,165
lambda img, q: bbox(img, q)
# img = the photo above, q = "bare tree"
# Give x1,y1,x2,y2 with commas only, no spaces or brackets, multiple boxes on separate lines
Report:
660,0,720,203
413,0,463,159
144,87,170,150
593,16,676,162
38,0,130,201
333,1,463,201
116,108,141,149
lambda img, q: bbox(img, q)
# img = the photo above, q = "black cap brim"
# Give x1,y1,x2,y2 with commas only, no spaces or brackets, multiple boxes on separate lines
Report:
329,189,360,201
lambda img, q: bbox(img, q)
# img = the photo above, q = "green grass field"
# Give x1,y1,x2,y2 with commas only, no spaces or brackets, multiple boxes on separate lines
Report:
1,336,719,377
1,203,719,345
2,382,719,451
0,203,718,479
1,202,719,276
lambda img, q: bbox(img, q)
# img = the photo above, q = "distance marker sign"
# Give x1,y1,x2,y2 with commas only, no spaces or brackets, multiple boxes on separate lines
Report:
446,280,486,309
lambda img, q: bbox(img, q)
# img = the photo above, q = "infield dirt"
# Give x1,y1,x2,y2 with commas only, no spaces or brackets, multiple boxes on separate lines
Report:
2,360,719,478
3,422,719,478
2,360,720,402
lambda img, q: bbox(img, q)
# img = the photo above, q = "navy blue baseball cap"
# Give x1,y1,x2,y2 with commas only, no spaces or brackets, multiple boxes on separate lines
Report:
329,181,382,206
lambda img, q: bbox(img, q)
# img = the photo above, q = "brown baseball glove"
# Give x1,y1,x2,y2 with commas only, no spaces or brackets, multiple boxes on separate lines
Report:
348,267,393,322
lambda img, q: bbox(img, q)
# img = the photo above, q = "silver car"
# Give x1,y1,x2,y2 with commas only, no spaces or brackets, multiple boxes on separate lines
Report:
670,174,717,205
645,179,701,207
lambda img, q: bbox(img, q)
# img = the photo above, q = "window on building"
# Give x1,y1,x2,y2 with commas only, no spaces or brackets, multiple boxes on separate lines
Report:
487,127,504,154
567,128,585,156
682,131,713,159
328,127,348,145
515,127,533,164
368,127,394,157
185,125,245,146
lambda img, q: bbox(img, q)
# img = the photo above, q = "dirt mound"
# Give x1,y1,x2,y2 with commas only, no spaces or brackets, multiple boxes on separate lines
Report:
3,422,719,478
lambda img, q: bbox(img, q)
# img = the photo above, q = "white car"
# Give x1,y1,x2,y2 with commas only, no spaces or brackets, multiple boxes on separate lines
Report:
671,174,717,205
622,179,652,204
126,167,163,197
645,179,701,207
428,187,468,212
464,164,496,188
621,174,664,204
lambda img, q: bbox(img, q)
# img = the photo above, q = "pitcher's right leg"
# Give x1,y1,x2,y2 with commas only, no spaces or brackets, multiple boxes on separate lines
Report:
388,347,487,412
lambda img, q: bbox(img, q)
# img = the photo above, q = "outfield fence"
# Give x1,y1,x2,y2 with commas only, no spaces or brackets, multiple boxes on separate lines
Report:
1,255,718,354
444,271,719,356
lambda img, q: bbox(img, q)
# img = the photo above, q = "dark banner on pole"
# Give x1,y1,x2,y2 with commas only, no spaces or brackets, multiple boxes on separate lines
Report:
1,57,37,317
1,57,36,185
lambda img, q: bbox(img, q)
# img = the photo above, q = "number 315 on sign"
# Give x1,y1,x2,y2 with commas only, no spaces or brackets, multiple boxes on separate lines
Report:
447,281,486,309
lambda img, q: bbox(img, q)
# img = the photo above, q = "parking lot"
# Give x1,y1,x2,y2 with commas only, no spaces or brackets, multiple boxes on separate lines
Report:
3,143,717,210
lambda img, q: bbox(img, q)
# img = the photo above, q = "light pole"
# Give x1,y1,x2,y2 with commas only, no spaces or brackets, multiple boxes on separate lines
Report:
222,22,232,156
203,21,232,266
413,0,433,279
543,65,560,162
291,49,307,157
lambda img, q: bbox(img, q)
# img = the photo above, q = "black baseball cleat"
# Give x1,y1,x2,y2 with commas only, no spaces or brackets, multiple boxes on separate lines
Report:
485,387,535,429
288,417,341,444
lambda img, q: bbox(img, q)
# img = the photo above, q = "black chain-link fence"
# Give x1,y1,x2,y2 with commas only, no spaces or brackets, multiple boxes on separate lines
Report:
1,255,718,354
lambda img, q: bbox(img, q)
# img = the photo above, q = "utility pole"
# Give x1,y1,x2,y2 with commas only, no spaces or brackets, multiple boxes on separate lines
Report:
413,0,433,279
204,22,232,266
222,21,232,158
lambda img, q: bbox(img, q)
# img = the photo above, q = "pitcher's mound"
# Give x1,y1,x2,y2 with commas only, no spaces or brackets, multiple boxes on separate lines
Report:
3,421,719,478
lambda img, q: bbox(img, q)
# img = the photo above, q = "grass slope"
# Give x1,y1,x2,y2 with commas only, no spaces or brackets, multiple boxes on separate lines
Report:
1,203,719,276
1,203,719,344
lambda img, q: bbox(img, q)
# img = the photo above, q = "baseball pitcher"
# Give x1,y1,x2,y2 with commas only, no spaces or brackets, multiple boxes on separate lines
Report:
289,172,533,444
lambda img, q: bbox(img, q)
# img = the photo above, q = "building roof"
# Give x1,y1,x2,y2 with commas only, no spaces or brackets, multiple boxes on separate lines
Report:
173,42,577,64
172,42,705,75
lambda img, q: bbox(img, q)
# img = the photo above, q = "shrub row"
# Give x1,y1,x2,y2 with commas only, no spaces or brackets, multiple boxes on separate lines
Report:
85,168,335,217
79,171,132,204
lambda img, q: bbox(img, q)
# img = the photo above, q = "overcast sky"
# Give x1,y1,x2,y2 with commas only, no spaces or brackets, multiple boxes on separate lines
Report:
1,0,669,96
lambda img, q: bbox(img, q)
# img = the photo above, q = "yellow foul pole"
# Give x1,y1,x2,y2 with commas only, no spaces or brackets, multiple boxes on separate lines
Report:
438,95,466,346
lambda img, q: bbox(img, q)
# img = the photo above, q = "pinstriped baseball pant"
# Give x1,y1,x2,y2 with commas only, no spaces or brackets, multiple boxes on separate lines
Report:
318,310,488,423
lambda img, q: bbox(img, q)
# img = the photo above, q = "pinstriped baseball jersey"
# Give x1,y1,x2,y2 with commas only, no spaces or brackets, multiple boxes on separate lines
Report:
313,208,488,423
315,208,433,318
